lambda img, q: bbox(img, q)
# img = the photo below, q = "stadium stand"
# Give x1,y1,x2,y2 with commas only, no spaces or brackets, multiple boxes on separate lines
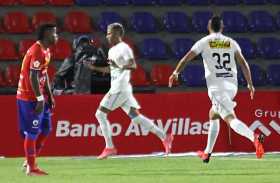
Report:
131,12,158,33
163,12,191,33
181,65,206,87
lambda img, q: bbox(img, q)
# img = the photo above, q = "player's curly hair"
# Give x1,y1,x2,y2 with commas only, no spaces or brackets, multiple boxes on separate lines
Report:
107,23,125,37
37,23,57,41
210,16,222,32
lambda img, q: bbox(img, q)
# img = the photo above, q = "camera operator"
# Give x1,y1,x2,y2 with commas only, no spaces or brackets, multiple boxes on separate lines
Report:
53,35,108,94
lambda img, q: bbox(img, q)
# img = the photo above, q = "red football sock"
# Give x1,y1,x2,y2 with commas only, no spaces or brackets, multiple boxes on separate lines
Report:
24,138,36,170
36,133,48,156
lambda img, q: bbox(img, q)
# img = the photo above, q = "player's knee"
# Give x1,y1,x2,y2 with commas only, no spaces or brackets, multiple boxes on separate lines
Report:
223,114,236,125
209,108,219,120
95,110,107,122
128,109,140,119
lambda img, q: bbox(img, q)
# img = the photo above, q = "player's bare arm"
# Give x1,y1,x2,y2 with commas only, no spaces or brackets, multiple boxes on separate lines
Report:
30,69,44,114
45,73,55,109
169,51,197,87
235,51,255,99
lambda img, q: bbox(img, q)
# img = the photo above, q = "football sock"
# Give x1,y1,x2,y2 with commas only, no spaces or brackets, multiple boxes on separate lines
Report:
24,137,36,169
230,118,254,142
36,133,48,156
204,119,220,154
95,110,114,148
132,114,166,140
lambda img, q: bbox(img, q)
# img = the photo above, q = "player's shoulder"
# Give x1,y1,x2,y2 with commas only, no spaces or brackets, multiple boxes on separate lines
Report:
118,42,132,53
119,41,130,49
220,34,237,44
28,41,43,54
196,35,213,45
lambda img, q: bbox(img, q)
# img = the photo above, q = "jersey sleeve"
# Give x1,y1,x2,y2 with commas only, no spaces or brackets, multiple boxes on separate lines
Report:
29,46,44,71
122,45,134,61
190,39,205,55
232,40,242,53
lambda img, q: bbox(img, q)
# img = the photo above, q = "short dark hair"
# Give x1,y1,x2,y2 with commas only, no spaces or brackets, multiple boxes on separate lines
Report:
37,23,56,41
210,16,222,32
108,23,125,37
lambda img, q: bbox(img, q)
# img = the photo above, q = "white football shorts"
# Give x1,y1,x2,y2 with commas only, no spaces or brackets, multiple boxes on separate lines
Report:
208,89,237,119
100,91,140,113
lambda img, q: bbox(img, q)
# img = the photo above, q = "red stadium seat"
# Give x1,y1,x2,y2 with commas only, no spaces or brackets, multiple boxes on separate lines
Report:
47,64,57,82
4,11,31,33
0,0,18,6
0,39,18,60
48,0,74,6
0,69,7,87
5,64,21,87
19,0,46,6
151,64,178,86
32,11,56,30
131,65,150,86
0,22,4,33
50,38,72,60
19,39,36,58
64,11,92,33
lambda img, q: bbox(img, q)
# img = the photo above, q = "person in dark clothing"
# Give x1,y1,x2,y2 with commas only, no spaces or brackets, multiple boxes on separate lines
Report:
53,35,108,94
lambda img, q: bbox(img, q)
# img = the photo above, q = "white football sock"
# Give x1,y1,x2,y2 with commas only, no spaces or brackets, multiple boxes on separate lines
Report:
132,114,166,140
95,110,114,148
230,118,254,142
204,119,220,154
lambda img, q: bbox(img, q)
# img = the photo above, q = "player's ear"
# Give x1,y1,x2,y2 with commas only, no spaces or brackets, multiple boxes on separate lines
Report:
207,20,211,34
220,21,224,33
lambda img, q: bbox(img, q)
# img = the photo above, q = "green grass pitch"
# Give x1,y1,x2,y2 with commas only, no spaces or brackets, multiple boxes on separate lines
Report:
0,155,279,183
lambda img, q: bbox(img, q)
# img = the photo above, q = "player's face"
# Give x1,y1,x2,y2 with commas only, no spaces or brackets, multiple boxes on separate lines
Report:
47,27,58,45
106,28,119,45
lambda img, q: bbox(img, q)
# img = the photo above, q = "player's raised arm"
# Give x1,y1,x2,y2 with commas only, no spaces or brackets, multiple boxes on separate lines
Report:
169,50,197,87
235,50,255,100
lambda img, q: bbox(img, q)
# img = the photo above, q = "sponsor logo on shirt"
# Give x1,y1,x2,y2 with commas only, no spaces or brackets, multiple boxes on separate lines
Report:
33,60,41,68
209,40,231,49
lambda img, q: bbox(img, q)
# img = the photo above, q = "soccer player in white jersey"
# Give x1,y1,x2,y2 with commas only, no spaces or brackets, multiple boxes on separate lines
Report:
87,23,173,159
169,16,264,163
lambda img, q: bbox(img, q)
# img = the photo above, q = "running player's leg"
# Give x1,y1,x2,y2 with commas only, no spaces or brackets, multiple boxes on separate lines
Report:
197,108,220,163
211,90,255,142
95,92,127,159
128,107,166,140
224,114,254,142
224,114,264,158
215,91,264,158
95,106,114,149
121,94,173,154
205,109,220,153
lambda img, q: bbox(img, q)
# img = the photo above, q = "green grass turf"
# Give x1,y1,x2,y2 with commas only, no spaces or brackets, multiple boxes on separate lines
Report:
0,155,279,183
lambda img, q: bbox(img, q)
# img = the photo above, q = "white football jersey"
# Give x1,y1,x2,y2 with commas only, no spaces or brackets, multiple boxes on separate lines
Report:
108,41,134,94
191,32,241,91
